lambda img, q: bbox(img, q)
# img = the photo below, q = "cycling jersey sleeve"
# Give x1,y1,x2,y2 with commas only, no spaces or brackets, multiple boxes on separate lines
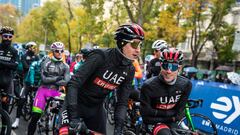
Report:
66,52,104,119
56,64,70,86
22,55,29,71
0,49,18,70
28,63,36,85
114,66,135,131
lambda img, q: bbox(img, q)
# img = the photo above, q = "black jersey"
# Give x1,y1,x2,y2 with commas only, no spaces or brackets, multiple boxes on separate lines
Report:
21,51,39,73
66,48,135,123
140,75,192,124
146,57,161,79
0,43,18,90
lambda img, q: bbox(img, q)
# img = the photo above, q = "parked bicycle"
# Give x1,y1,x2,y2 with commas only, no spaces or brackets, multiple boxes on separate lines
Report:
37,96,64,135
0,89,17,135
176,99,218,135
103,89,117,125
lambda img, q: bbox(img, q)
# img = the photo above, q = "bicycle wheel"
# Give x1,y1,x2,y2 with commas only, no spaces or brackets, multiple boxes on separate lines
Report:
124,129,136,135
106,96,116,125
7,96,17,114
22,94,33,121
0,108,12,135
178,113,217,135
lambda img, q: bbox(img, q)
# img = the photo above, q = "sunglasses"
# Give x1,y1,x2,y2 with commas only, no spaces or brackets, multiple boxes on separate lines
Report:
161,62,179,72
2,34,13,39
54,50,64,53
124,40,143,49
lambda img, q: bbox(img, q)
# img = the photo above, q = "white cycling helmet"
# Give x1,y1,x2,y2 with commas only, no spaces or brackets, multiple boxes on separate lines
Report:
26,41,37,49
152,39,168,51
50,42,64,51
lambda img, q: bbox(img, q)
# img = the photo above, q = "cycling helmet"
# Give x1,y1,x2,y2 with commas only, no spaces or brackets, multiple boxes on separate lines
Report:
114,23,144,48
0,26,14,35
160,48,184,65
80,48,92,58
152,39,168,51
50,42,64,51
26,41,37,49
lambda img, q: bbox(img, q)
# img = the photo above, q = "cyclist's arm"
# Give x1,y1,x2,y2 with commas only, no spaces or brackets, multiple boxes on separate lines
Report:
0,49,18,70
40,59,59,84
56,64,70,86
28,62,36,86
66,52,104,119
114,68,135,130
22,55,30,71
140,84,176,117
175,81,192,121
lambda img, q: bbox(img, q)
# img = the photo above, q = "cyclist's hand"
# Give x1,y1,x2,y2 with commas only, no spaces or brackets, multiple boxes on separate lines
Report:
59,126,69,135
1,96,8,103
56,76,64,81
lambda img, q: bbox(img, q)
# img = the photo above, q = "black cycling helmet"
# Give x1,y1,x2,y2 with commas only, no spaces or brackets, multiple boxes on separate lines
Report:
114,23,144,48
80,48,93,58
0,26,14,35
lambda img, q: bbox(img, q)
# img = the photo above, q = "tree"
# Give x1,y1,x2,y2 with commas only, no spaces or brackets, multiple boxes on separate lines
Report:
0,4,19,33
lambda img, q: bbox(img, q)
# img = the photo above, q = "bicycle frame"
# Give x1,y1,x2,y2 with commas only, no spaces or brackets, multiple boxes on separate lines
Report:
184,103,196,131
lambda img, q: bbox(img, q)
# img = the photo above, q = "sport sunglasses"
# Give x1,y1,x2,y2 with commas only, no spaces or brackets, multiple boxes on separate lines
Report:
2,34,13,39
161,62,179,72
54,50,64,53
124,40,143,49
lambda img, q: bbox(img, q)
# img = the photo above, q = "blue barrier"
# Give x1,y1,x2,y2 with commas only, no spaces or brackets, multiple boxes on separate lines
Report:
190,80,240,135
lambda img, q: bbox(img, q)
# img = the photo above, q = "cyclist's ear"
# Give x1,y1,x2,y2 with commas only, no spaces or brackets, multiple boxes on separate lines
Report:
178,65,183,72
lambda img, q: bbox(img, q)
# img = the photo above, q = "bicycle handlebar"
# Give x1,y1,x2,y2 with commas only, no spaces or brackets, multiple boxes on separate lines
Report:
186,99,203,109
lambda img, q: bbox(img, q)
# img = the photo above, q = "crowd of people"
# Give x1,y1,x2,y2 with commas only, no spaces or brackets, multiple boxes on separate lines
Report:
0,23,194,135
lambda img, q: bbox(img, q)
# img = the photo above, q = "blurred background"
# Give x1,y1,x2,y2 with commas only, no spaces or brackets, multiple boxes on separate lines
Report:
1,0,240,73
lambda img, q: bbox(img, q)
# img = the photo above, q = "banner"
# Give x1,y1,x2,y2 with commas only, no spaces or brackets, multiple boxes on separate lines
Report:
190,80,240,135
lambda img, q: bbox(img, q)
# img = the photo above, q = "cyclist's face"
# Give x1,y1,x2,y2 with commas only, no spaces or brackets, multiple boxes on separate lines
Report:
161,63,182,82
53,50,64,59
154,50,161,58
122,39,141,60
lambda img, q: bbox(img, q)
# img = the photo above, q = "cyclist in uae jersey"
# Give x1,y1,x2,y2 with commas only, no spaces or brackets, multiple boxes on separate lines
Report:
140,47,192,135
59,23,144,135
27,42,70,135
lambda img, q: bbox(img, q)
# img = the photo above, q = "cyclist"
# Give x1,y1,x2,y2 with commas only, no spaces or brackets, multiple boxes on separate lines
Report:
70,53,82,75
59,23,144,135
133,58,143,90
73,48,92,74
0,26,18,109
27,42,70,135
0,26,18,135
12,41,39,128
146,39,168,79
140,48,192,135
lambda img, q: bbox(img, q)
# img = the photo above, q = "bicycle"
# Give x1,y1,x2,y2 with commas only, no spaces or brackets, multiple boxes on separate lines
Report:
0,89,15,135
176,99,218,135
21,86,37,121
8,73,23,114
36,96,64,135
124,98,217,135
103,89,117,125
124,98,144,135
